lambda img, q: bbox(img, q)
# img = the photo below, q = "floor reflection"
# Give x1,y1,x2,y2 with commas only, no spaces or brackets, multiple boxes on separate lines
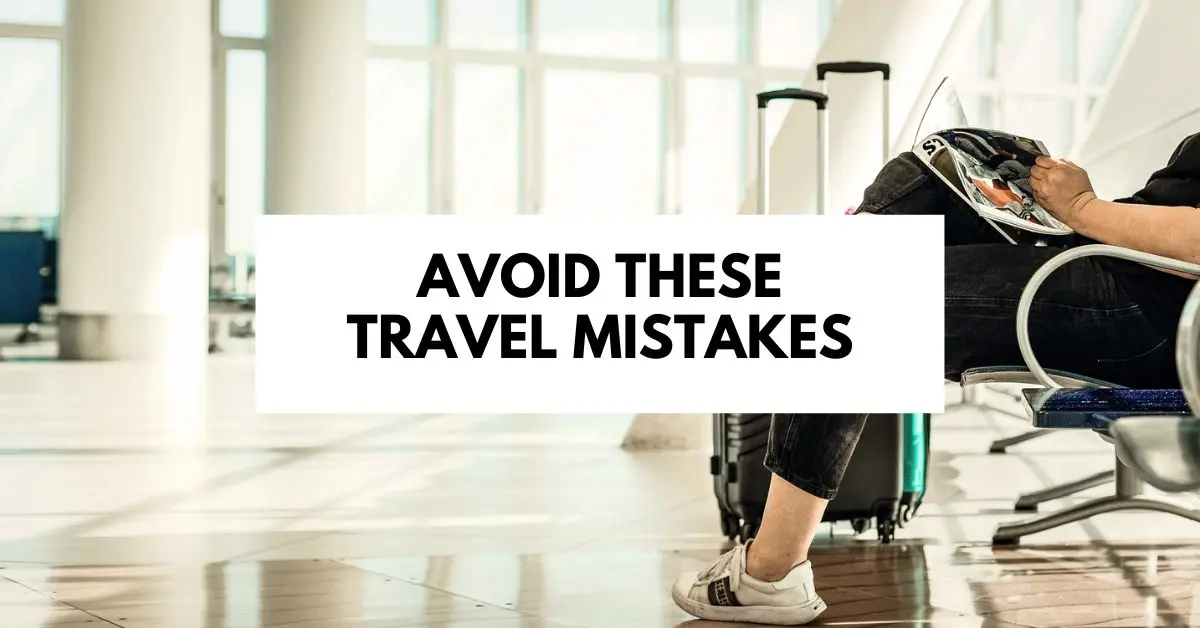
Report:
4,360,1200,626
7,542,1200,626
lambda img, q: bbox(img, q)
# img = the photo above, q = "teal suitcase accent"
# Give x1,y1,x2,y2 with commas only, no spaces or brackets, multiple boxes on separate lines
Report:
899,413,931,525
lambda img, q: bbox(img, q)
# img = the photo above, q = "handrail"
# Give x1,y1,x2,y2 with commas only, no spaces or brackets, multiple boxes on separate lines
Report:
1017,245,1200,389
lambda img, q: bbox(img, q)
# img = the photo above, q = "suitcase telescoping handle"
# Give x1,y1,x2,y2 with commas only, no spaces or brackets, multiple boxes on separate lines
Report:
815,61,891,81
755,88,829,217
816,61,891,164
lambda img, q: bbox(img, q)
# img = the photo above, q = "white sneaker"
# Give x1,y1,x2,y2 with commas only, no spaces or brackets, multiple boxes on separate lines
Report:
671,542,826,625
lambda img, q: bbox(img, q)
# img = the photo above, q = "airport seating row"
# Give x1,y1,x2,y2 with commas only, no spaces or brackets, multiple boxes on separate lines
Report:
0,232,54,333
0,229,256,353
969,245,1200,545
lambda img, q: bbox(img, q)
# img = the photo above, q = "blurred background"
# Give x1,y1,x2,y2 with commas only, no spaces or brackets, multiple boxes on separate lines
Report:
0,1,1176,355
1,3,1200,626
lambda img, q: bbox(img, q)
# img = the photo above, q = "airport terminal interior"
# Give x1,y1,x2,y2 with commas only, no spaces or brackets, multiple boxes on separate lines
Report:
3,0,1200,626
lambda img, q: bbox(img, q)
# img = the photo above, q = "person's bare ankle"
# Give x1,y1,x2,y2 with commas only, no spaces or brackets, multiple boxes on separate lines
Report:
744,540,804,582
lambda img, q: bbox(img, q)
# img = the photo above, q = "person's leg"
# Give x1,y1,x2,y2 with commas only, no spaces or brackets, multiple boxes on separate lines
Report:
671,414,864,625
673,244,1177,626
942,244,1179,386
735,153,1007,581
671,154,991,625
747,415,865,580
758,245,1181,568
853,151,1010,246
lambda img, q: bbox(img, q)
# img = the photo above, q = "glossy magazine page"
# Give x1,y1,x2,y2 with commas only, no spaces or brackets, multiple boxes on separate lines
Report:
914,128,1073,238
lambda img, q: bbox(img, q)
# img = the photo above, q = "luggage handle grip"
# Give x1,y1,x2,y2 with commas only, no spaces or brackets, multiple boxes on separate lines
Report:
756,88,828,110
816,61,891,81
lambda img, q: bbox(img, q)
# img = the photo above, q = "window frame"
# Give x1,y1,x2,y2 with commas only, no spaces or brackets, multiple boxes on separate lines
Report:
358,0,822,217
203,0,834,257
0,18,65,230
0,0,1145,256
212,0,267,265
954,0,1143,157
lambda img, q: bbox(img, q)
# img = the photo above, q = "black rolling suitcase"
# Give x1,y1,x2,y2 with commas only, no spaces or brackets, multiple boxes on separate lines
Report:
713,414,917,543
713,62,924,545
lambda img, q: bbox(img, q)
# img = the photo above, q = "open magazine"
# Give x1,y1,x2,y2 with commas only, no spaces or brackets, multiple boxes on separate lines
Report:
911,79,1073,243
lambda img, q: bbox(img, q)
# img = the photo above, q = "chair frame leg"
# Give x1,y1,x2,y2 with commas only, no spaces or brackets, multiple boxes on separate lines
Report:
989,429,1051,454
992,453,1200,546
14,322,41,344
953,384,1049,453
1013,469,1115,512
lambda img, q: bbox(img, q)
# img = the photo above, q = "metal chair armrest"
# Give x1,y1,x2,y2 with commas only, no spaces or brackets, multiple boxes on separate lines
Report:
1177,281,1200,414
1017,245,1200,391
1111,415,1200,492
960,366,1119,389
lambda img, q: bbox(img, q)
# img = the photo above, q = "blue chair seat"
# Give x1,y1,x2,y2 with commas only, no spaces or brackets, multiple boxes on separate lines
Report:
1023,387,1192,430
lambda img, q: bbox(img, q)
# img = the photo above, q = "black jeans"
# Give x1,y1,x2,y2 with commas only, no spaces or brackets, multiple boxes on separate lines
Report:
765,152,1187,501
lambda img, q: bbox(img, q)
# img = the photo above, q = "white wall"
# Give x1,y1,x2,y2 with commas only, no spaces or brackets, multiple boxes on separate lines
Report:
1075,0,1200,200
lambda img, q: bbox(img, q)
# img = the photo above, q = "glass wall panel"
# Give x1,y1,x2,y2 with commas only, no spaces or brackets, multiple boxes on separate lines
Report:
0,38,61,219
542,69,663,215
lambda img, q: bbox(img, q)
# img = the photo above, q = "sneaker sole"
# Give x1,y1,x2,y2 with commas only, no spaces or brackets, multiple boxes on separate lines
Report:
671,585,827,625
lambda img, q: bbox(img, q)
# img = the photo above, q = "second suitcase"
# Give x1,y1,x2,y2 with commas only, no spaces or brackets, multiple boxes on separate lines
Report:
713,414,925,544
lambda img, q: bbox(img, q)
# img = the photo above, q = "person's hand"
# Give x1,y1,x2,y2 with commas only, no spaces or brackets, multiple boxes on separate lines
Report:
1029,155,1097,228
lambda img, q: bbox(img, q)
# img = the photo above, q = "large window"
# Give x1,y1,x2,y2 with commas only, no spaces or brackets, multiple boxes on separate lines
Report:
220,0,267,38
542,70,663,215
223,50,266,255
679,0,744,64
682,77,743,215
355,0,834,223
995,0,1075,84
0,0,62,26
0,1,63,229
366,59,432,215
210,0,840,256
366,0,435,46
0,0,1145,262
539,0,666,60
448,0,522,51
0,37,60,219
453,64,521,214
1078,0,1141,87
954,0,1141,155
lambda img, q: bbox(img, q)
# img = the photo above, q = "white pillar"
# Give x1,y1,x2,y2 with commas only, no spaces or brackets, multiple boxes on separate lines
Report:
265,0,366,215
58,0,211,361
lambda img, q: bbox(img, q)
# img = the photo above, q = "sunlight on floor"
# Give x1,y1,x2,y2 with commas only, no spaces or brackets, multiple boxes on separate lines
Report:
3,356,1200,626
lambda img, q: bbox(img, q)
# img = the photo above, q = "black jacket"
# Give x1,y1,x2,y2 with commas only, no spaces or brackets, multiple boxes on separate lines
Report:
1102,132,1200,335
1118,133,1200,207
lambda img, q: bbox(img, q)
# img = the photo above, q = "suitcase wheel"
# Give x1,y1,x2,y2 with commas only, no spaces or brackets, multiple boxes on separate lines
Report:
851,518,870,535
739,521,759,543
720,512,740,540
899,492,925,526
877,518,897,544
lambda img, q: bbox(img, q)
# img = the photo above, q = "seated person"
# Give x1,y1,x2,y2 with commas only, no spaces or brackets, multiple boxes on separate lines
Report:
672,133,1200,626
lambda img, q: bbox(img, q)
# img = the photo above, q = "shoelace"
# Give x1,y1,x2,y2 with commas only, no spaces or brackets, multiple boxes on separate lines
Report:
697,544,745,592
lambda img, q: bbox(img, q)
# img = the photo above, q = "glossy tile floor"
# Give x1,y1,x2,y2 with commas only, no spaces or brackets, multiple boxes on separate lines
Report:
3,345,1200,626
